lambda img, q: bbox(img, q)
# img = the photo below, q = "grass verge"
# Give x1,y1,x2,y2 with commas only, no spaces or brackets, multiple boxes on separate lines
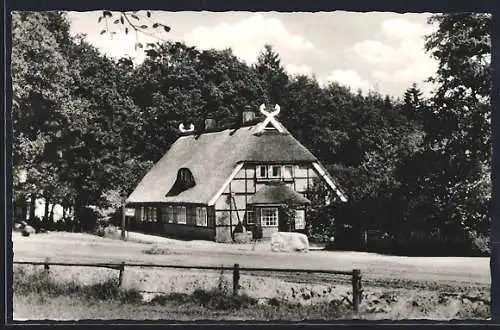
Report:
13,267,354,321
13,266,142,304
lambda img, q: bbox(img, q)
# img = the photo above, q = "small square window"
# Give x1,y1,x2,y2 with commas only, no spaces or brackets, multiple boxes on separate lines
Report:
256,165,267,179
295,209,306,230
245,210,255,225
269,165,281,178
261,208,278,227
283,165,293,180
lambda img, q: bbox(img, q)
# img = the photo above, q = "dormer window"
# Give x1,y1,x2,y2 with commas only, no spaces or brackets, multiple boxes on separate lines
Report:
166,168,196,197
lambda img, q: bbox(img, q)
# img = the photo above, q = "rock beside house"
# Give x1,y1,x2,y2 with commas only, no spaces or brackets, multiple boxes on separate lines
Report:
21,225,36,236
271,232,309,252
234,232,253,243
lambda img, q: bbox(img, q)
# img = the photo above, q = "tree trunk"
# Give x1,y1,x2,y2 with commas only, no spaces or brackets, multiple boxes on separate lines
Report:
74,199,83,232
29,194,36,220
44,198,50,219
21,196,28,222
49,203,56,222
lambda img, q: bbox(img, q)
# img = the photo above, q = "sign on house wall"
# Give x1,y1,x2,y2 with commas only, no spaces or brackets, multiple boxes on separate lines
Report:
125,208,135,217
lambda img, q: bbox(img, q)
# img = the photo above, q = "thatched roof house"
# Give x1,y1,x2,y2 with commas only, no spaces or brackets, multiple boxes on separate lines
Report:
127,105,347,242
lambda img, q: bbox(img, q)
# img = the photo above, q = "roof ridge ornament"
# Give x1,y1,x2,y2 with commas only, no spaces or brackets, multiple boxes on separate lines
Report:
179,123,195,133
256,103,284,133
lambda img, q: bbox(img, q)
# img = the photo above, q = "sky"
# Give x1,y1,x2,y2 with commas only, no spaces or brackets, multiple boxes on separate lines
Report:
67,11,439,98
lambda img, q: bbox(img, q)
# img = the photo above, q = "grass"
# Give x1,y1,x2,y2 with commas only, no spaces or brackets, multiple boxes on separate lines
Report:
142,245,173,255
14,292,355,321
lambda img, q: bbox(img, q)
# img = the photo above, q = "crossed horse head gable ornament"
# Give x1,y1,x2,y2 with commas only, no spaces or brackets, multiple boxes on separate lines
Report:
257,103,284,133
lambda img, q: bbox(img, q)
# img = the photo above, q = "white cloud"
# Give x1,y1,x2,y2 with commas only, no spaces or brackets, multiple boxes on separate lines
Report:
372,57,437,83
96,32,153,65
352,40,396,65
322,69,371,93
183,13,316,64
351,18,438,90
67,11,156,65
380,18,433,40
371,43,438,84
285,63,314,76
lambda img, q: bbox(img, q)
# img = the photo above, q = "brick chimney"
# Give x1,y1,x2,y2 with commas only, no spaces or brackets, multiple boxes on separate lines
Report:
242,110,256,125
205,118,216,130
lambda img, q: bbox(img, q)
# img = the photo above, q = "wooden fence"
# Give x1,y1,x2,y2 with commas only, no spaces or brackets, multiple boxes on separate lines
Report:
13,259,363,312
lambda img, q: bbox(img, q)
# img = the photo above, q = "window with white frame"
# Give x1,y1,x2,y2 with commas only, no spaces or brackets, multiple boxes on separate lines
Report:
256,165,267,179
140,207,146,221
269,165,281,179
283,165,293,181
196,207,207,226
245,210,255,225
175,206,187,224
295,209,306,230
160,207,166,223
144,207,155,222
161,207,170,224
166,206,174,223
261,208,278,226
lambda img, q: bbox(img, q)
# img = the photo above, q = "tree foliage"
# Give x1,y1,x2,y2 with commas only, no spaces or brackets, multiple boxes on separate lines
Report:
421,13,491,235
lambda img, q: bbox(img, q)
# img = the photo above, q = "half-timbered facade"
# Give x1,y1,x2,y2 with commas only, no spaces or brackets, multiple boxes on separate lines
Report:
126,104,347,242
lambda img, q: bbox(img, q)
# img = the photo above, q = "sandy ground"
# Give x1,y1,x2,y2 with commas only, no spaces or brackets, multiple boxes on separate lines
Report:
11,230,491,320
12,231,490,285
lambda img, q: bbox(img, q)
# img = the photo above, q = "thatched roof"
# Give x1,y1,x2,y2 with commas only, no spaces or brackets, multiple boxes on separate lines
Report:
126,123,317,205
248,183,311,206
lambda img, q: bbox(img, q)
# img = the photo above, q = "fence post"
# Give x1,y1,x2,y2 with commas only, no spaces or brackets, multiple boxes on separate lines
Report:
121,204,126,240
44,257,50,273
352,269,362,312
118,261,125,287
233,263,240,296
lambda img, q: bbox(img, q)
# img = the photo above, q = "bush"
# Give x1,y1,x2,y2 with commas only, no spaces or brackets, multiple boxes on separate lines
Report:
192,287,257,310
326,228,490,257
468,231,490,256
308,233,332,244
95,226,106,237
79,207,99,232
252,225,263,239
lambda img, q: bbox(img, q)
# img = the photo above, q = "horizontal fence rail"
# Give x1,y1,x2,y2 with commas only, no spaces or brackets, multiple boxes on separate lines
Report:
13,259,363,312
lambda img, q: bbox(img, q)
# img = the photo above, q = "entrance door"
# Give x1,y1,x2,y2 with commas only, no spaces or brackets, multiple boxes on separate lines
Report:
278,207,293,232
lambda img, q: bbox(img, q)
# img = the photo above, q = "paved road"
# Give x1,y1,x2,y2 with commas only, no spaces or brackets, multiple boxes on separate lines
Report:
12,231,490,286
